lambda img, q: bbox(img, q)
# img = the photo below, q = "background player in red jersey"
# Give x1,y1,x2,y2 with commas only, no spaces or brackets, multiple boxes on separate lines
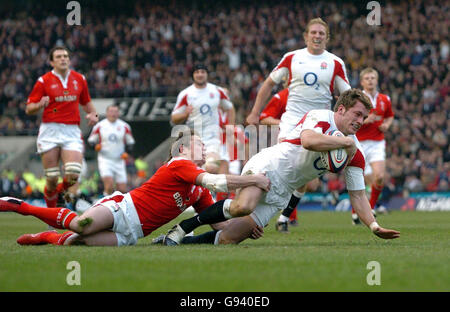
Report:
25,46,98,211
0,131,270,246
352,67,394,224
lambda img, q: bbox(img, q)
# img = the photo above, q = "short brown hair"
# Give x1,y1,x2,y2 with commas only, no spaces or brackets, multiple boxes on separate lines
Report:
168,128,199,160
334,89,372,112
304,18,330,40
48,46,70,61
359,67,379,81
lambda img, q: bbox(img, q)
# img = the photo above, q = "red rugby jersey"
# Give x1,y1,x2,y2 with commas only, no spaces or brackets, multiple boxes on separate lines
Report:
129,157,214,236
356,92,394,141
26,70,91,125
259,88,289,121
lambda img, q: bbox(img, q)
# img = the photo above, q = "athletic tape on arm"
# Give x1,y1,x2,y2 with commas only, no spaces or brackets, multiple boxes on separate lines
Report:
201,173,228,193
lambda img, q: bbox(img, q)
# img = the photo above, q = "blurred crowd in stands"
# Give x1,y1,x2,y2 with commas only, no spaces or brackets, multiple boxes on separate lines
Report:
0,0,448,197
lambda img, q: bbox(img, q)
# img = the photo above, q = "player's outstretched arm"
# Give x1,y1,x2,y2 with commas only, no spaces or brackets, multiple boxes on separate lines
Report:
349,190,400,239
196,172,270,193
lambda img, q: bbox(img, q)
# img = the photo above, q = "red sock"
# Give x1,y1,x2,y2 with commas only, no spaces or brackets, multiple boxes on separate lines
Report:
44,231,77,245
44,186,58,208
351,207,356,214
369,184,383,209
289,208,297,221
56,177,72,193
18,202,77,229
17,231,77,245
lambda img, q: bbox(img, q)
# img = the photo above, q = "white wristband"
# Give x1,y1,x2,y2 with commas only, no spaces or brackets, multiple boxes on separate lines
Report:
369,222,380,232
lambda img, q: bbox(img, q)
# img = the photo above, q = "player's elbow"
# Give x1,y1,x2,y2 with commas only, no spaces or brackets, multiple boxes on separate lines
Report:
301,136,315,150
25,106,35,115
171,115,183,125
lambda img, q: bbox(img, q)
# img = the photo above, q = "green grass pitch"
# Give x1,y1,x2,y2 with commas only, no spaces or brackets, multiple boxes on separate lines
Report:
0,210,449,291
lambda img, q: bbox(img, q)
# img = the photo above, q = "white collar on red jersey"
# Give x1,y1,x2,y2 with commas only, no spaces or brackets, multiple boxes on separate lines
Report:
51,69,71,89
362,90,379,108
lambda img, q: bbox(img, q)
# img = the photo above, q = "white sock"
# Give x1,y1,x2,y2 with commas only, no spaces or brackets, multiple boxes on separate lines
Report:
278,214,290,223
214,230,222,245
293,190,305,198
223,199,233,219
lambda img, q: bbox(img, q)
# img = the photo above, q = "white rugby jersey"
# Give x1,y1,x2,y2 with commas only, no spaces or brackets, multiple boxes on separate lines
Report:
260,109,366,192
270,48,351,120
88,118,135,159
172,83,233,142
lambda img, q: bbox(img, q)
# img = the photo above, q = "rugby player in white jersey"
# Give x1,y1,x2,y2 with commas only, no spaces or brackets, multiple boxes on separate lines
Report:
246,18,352,232
88,105,135,195
161,89,400,246
171,64,235,174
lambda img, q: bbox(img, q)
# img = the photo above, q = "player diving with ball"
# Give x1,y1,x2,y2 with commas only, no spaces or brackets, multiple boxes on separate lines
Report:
159,89,400,246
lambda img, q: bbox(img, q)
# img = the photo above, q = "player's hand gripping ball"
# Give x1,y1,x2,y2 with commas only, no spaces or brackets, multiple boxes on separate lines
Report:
320,130,348,173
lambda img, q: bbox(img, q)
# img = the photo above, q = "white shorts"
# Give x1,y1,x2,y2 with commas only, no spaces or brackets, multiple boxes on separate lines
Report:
94,191,143,246
98,156,127,183
278,113,301,141
241,150,292,227
359,140,386,175
37,123,83,154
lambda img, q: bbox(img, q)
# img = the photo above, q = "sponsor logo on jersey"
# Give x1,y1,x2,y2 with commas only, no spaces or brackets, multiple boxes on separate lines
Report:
173,192,186,211
55,95,77,102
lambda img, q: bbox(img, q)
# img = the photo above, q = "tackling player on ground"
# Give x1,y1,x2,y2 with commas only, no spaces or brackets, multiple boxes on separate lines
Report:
0,131,270,246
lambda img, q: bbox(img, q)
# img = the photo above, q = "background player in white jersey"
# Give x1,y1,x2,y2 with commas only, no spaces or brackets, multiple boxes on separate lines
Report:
246,18,351,232
162,89,400,246
353,67,394,224
88,105,135,195
171,64,235,174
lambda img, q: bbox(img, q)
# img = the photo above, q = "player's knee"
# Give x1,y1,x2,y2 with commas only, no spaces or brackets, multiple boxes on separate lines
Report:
218,232,240,245
374,173,385,186
230,200,254,217
72,216,93,235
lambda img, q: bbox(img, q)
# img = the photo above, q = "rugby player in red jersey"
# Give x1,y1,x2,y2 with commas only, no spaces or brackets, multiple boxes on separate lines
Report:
0,131,270,246
25,46,98,209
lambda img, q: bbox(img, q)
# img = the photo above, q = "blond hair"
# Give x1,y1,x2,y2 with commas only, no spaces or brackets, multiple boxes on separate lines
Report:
304,18,330,40
359,67,379,81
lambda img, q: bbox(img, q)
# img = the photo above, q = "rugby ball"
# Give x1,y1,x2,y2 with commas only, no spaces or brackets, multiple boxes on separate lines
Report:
320,130,348,173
